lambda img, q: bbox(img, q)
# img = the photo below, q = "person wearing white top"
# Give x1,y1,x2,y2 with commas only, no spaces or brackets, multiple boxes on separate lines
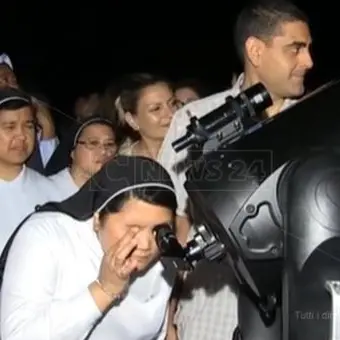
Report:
157,2,313,339
49,116,118,200
0,54,59,171
0,87,62,254
1,155,178,340
114,74,182,339
116,73,180,160
48,167,79,199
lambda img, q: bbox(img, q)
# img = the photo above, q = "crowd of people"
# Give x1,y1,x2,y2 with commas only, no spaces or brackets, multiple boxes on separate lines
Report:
0,0,314,339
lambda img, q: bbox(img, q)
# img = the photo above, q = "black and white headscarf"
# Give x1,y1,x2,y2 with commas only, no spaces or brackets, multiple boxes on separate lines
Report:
0,155,176,286
55,154,176,220
72,116,115,148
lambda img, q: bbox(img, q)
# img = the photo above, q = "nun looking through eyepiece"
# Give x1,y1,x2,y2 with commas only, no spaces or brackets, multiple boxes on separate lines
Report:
49,116,118,200
0,155,178,340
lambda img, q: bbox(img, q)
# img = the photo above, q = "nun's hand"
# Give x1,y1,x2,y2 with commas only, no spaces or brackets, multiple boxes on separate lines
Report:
97,229,139,298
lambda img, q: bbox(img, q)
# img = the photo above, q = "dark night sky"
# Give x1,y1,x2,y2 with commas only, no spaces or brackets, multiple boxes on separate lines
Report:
1,1,338,114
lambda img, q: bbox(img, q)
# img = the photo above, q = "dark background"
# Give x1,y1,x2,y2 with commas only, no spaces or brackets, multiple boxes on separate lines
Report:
0,1,337,115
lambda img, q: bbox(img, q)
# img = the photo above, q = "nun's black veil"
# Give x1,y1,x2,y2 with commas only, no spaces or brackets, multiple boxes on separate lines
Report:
44,155,176,220
0,155,176,285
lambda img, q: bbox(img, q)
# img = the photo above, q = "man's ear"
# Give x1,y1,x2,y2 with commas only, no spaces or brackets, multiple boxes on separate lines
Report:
125,112,139,131
244,36,266,67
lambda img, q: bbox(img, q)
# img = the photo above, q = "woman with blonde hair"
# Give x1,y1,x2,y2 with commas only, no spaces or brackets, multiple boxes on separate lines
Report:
114,73,181,160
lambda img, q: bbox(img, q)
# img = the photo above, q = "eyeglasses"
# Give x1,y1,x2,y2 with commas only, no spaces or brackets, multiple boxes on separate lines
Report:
77,140,117,152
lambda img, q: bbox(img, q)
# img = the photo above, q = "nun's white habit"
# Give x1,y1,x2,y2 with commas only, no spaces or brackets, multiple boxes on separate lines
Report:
48,117,117,201
48,167,79,199
0,155,177,340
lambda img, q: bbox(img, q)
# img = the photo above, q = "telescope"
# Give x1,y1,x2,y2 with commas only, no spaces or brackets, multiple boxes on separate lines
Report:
172,83,272,154
156,82,274,270
154,80,340,340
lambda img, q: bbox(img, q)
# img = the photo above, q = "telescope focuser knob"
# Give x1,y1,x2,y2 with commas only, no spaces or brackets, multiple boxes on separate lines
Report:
203,242,226,261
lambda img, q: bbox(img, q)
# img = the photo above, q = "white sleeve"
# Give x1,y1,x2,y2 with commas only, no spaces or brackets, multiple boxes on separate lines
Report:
1,220,101,340
158,91,231,216
158,109,190,217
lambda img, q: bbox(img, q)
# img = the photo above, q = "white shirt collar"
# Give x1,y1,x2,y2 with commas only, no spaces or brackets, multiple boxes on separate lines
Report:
0,165,26,185
232,72,296,110
232,73,245,91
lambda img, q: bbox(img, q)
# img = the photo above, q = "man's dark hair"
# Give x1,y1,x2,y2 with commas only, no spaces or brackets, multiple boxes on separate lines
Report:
234,0,309,62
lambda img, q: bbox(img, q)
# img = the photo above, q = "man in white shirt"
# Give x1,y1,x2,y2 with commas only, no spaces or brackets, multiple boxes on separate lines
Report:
0,87,62,253
0,53,59,171
158,1,313,339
